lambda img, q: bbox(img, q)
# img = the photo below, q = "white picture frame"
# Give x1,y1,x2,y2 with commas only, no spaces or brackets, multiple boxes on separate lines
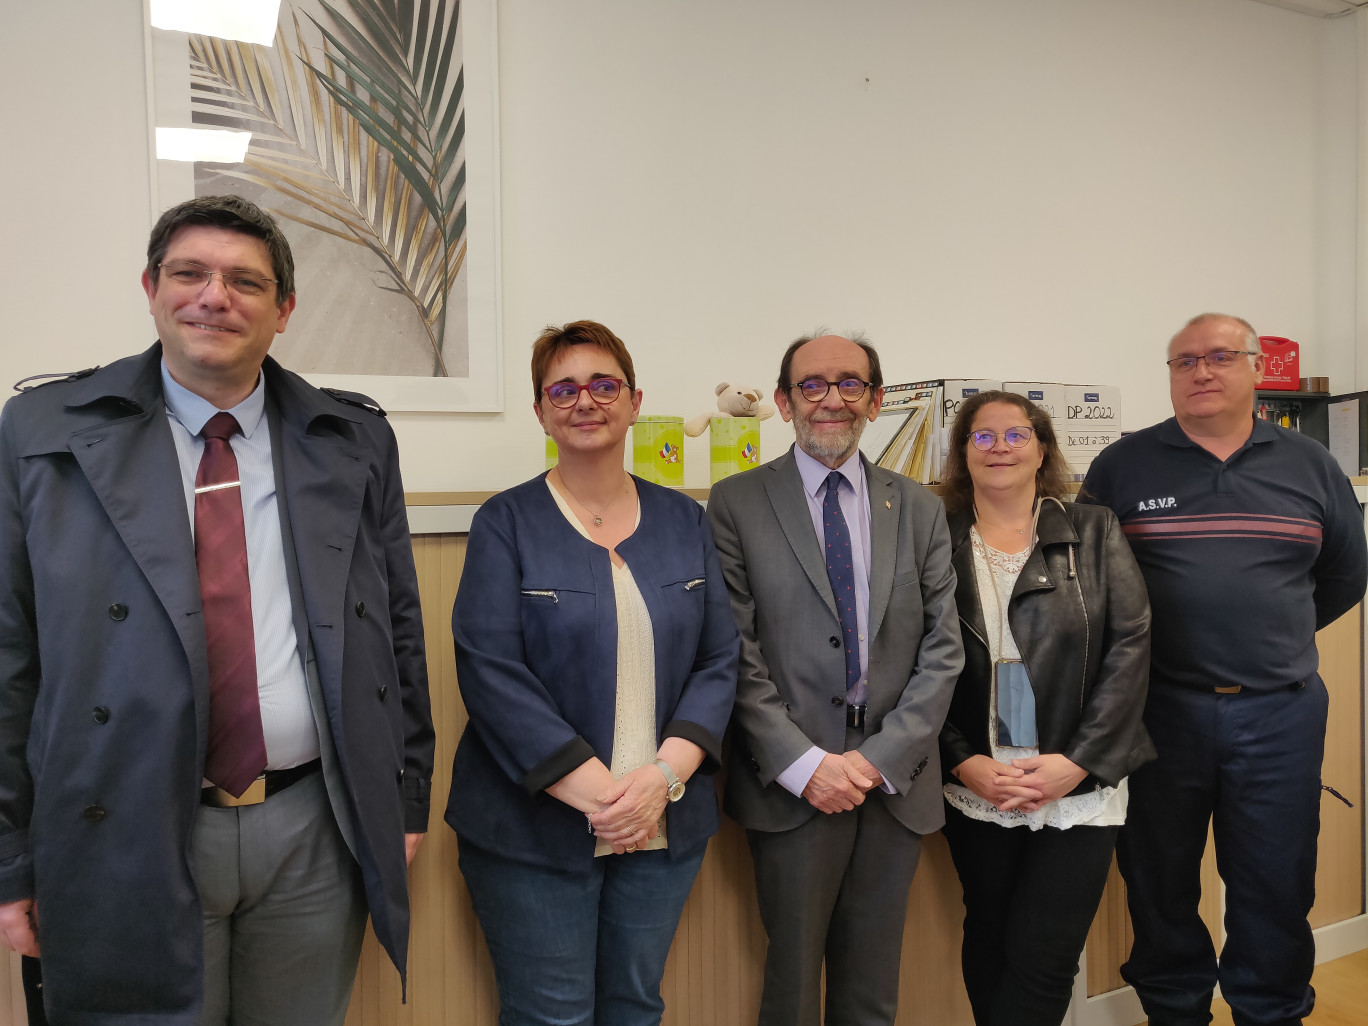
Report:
146,0,503,413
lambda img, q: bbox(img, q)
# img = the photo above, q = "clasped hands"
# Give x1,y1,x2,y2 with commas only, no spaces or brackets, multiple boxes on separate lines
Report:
952,752,1087,812
801,751,884,814
588,763,669,855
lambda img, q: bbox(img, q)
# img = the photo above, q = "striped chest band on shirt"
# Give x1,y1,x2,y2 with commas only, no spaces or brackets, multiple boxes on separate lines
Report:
1122,513,1322,545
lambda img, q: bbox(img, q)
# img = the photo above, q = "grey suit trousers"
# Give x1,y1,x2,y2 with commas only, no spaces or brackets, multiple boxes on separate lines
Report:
747,730,924,1026
192,770,367,1026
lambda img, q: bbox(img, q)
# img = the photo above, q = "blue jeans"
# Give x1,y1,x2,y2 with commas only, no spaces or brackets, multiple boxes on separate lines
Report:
457,838,707,1026
1119,677,1327,1026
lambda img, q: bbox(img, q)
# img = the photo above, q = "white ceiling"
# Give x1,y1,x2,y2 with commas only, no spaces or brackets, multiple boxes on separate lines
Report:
1246,0,1368,17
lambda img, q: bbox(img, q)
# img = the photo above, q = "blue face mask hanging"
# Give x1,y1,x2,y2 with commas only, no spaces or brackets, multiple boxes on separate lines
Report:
992,659,1037,748
979,498,1043,751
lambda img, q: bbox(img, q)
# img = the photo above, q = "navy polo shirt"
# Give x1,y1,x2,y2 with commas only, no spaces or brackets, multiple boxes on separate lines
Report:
1081,417,1365,691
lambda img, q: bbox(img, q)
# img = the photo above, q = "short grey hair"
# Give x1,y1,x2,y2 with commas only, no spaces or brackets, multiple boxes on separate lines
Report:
1173,313,1261,368
777,329,883,393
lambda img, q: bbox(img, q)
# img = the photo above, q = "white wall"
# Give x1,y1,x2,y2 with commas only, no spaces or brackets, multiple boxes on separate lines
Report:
1,2,153,380
1,0,1359,491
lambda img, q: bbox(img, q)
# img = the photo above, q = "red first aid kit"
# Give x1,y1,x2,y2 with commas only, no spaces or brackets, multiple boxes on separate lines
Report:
1257,336,1300,391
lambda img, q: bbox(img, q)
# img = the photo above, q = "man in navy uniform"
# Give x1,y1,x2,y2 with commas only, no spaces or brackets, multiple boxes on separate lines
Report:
0,195,434,1024
1082,313,1366,1026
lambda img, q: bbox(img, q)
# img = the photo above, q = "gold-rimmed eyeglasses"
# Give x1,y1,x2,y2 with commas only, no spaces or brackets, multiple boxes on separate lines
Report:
158,262,278,298
970,427,1034,450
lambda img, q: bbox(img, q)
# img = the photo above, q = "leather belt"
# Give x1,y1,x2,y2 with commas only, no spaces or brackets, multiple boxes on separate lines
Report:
846,704,867,730
201,758,321,808
1207,681,1305,696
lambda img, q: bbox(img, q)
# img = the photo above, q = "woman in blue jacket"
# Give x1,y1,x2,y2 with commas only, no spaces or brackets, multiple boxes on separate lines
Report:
448,320,740,1025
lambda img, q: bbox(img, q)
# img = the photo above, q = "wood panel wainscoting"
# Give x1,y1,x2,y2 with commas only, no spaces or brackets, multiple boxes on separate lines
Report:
0,532,1362,1025
337,533,1363,1026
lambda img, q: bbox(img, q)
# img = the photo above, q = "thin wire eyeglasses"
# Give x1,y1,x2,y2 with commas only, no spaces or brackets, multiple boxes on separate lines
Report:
790,377,874,403
970,427,1034,451
158,262,278,298
542,377,625,408
1166,351,1257,374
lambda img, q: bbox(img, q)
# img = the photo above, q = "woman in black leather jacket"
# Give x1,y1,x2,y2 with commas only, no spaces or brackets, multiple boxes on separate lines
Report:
938,391,1153,1026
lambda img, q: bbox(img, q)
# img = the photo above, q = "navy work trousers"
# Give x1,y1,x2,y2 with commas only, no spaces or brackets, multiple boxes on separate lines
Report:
1118,676,1327,1026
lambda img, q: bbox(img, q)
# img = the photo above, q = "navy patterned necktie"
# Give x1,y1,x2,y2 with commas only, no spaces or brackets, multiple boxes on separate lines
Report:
822,471,862,704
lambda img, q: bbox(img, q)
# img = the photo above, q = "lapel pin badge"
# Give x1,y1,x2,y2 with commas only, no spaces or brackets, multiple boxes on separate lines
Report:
885,500,891,509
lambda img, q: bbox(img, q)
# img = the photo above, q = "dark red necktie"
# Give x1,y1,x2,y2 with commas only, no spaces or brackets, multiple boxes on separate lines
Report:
196,412,267,796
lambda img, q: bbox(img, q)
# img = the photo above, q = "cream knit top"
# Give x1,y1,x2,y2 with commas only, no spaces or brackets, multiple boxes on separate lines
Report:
547,481,667,854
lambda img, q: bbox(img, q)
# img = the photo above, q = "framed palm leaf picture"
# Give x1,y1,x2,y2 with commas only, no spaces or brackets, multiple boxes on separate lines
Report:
148,0,502,411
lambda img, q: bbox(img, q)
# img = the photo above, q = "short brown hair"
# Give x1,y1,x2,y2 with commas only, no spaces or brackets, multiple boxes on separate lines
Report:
940,391,1072,514
146,194,296,299
530,320,637,403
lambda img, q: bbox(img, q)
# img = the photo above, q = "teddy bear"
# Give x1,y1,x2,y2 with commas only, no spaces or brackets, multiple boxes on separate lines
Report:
684,383,776,436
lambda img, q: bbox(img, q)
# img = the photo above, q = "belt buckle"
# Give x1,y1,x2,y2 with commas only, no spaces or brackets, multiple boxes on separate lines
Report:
846,704,867,730
202,776,267,808
1213,685,1242,695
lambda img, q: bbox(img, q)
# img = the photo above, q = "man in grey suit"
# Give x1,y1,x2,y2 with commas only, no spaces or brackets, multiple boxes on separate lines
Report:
708,333,962,1026
0,195,434,1025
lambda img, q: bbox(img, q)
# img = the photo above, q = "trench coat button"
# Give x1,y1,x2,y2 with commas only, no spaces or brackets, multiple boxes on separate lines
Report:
355,601,366,617
92,707,109,724
378,685,388,701
828,636,840,648
108,603,128,621
831,695,844,706
83,805,106,822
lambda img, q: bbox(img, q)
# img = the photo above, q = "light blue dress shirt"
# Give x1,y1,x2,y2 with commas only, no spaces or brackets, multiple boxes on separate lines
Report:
161,362,319,770
775,446,894,796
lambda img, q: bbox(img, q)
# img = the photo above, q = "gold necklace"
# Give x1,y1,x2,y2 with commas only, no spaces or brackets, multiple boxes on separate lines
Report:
556,471,629,527
974,495,1045,538
973,510,1032,535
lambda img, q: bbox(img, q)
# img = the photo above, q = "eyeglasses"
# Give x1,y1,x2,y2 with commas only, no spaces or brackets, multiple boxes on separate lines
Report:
1165,350,1257,374
969,426,1034,450
789,377,874,403
542,377,625,408
158,262,278,298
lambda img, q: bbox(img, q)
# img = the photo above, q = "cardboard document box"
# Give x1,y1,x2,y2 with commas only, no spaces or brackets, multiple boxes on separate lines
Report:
1002,383,1121,480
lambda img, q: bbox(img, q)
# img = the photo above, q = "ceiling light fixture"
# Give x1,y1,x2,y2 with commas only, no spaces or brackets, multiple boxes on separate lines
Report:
1245,0,1368,17
156,127,253,164
149,0,282,46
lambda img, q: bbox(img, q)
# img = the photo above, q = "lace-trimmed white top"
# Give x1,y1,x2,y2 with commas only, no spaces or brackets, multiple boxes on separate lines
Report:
942,527,1128,831
546,481,668,854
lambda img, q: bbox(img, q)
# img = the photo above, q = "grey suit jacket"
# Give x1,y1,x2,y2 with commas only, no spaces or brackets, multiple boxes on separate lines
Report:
707,446,962,835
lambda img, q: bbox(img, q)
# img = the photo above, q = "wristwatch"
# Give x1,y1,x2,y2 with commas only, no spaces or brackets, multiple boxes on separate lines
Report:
654,759,686,802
